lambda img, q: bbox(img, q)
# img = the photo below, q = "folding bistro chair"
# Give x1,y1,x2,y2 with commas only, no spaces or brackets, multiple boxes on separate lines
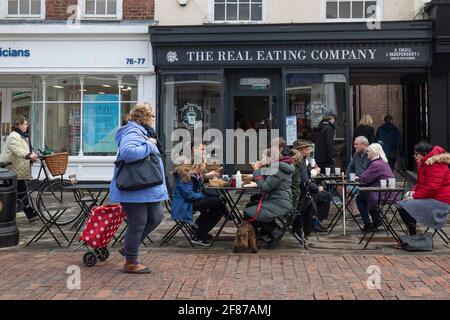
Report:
276,181,311,248
159,198,197,248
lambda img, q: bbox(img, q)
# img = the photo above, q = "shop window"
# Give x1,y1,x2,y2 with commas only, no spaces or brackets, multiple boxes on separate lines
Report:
46,103,81,156
46,76,82,102
213,0,263,22
286,73,347,166
6,0,44,18
32,74,140,157
162,74,222,170
81,0,122,19
325,0,380,21
120,76,138,125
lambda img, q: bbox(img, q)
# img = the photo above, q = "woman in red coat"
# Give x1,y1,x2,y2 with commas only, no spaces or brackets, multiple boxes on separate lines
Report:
397,141,450,236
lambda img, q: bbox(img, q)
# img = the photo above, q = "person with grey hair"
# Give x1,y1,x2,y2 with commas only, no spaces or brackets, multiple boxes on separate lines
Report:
356,143,395,232
346,136,370,177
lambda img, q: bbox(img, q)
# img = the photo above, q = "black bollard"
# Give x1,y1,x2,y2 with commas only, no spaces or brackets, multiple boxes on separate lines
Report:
0,167,19,248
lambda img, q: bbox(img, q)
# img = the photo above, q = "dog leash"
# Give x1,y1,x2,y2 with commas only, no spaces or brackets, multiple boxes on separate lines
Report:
247,193,264,223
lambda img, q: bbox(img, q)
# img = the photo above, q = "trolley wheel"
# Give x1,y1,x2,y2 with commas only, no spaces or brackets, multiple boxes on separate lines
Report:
97,248,110,261
83,252,97,267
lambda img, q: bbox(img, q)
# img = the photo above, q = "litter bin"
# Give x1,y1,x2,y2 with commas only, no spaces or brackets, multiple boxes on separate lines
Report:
0,168,19,248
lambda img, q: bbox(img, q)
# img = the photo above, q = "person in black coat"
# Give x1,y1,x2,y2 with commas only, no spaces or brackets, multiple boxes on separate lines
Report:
353,114,375,145
314,112,337,169
291,140,332,238
376,115,404,170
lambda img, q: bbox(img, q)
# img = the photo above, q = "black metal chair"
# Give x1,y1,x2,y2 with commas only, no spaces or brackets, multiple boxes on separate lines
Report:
159,198,197,248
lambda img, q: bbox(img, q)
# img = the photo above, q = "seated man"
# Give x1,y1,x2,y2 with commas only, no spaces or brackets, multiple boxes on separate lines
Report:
293,139,332,233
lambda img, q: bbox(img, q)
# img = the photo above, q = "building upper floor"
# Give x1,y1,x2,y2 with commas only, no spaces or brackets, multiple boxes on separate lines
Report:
155,0,432,25
0,0,154,21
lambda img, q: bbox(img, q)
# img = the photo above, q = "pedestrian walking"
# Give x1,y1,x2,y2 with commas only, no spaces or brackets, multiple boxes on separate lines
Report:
376,115,404,170
314,112,337,170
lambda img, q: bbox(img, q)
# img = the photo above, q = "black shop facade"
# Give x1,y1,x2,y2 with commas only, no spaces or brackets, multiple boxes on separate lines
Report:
149,21,434,174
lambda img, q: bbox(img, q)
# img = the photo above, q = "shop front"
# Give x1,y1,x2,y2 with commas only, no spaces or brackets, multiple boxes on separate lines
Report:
150,22,432,173
0,23,155,180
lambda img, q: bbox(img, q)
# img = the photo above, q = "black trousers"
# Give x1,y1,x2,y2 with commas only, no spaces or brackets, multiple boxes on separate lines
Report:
292,197,315,236
398,207,417,235
311,192,331,221
17,180,36,219
193,196,227,239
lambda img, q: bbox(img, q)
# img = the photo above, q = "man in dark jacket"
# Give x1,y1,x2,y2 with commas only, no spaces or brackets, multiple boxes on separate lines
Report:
292,139,332,236
314,112,337,170
376,115,404,170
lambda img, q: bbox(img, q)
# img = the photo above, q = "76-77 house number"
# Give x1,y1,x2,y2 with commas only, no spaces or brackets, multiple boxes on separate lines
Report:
126,58,146,65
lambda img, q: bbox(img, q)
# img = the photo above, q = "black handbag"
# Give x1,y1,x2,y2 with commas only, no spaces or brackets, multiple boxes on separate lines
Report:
114,153,164,191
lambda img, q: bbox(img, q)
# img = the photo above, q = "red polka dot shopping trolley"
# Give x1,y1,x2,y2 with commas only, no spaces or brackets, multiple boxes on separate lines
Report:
80,204,125,267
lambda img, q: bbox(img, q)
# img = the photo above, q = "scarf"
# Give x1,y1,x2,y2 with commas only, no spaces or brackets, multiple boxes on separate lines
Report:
12,127,33,153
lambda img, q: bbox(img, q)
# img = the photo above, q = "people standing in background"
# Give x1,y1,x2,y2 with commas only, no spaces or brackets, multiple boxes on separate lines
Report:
314,112,337,170
376,115,404,170
354,114,375,145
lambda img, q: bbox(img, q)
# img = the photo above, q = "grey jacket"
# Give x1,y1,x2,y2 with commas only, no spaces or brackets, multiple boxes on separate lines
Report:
244,159,295,223
346,151,369,176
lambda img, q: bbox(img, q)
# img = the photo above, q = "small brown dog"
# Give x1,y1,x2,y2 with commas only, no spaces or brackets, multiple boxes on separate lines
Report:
233,220,257,253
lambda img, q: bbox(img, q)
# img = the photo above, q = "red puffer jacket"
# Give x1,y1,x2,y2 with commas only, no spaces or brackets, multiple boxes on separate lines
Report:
412,146,450,204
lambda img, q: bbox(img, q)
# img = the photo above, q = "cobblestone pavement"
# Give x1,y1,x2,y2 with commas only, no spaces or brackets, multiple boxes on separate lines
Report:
0,206,449,300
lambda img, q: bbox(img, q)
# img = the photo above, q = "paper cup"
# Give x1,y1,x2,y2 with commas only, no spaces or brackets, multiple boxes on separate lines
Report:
389,178,396,188
325,168,331,176
335,168,341,176
349,173,356,181
309,159,316,167
380,179,387,188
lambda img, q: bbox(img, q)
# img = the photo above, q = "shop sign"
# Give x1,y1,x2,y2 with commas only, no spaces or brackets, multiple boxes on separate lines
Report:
156,44,430,67
180,103,203,129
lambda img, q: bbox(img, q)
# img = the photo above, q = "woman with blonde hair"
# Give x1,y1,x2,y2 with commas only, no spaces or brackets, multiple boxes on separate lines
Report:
110,103,168,274
356,143,395,232
170,161,228,246
354,114,375,144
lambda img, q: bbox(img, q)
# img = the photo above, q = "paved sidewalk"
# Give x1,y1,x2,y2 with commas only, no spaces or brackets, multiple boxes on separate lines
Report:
0,248,449,300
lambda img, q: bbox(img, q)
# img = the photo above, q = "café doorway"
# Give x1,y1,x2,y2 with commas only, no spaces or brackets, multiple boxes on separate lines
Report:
234,95,275,173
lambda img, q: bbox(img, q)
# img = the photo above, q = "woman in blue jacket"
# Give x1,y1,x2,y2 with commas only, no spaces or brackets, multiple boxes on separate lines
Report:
171,163,228,246
110,103,168,274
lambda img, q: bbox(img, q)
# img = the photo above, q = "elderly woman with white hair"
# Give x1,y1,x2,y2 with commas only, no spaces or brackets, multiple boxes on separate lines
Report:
356,143,395,232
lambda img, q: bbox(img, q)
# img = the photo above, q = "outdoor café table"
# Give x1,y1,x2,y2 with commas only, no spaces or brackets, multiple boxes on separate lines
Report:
357,186,406,249
324,179,363,234
203,185,259,243
64,183,111,247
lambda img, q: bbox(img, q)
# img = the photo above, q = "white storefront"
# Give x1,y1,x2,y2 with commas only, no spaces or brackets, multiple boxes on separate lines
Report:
0,23,155,181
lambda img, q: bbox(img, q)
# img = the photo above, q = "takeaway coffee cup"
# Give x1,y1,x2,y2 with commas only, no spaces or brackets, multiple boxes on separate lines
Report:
187,111,197,125
349,173,356,181
389,178,396,188
335,168,341,176
325,168,331,176
380,179,387,188
309,158,316,167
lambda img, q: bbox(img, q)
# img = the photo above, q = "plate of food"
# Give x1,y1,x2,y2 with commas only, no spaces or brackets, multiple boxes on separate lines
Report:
208,178,230,187
243,181,257,188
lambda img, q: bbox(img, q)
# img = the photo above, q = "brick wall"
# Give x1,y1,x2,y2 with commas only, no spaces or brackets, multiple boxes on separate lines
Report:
45,0,154,20
123,0,154,19
356,85,404,136
46,0,77,20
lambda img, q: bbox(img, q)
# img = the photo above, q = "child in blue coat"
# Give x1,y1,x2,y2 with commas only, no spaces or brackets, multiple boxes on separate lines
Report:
171,163,228,246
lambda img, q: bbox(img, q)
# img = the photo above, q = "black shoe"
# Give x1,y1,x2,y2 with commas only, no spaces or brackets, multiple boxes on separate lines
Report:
27,213,40,223
372,219,382,229
362,223,373,233
267,228,283,249
191,237,211,247
204,234,214,242
313,223,327,233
